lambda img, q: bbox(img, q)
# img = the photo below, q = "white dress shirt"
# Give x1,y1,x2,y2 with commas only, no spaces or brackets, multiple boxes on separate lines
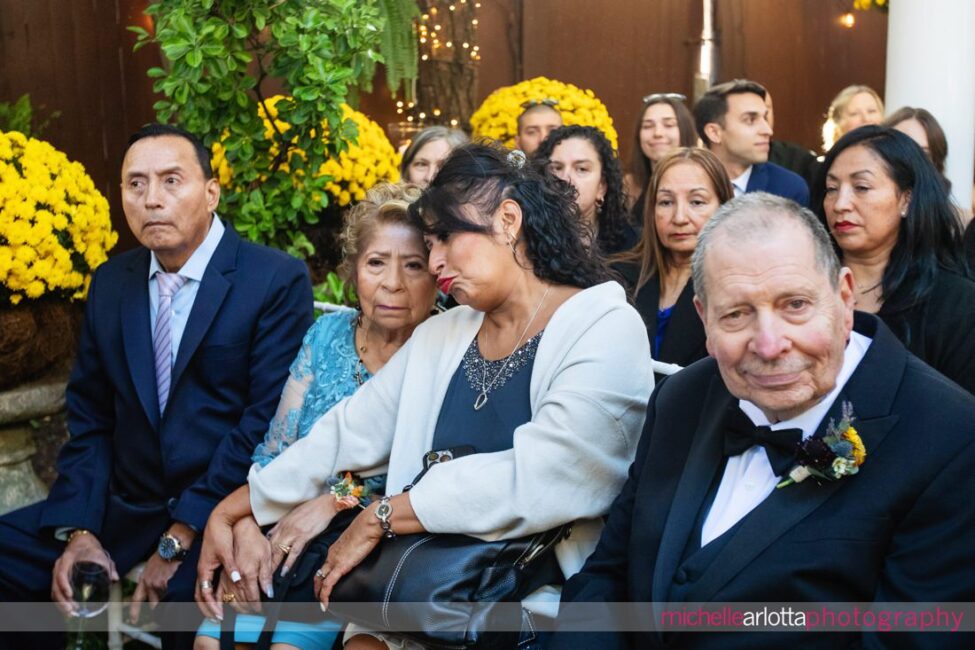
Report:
701,331,872,545
148,215,224,368
730,165,753,197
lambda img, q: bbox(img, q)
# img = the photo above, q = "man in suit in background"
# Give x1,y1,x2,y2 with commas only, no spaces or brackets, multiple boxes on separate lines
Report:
552,192,975,649
694,80,810,206
515,99,563,157
0,124,313,649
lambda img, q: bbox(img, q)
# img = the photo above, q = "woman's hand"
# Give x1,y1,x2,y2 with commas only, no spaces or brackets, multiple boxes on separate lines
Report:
195,486,253,620
229,516,272,613
314,503,384,610
263,493,357,586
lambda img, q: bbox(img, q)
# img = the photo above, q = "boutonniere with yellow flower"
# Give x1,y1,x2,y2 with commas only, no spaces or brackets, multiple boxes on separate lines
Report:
777,401,866,488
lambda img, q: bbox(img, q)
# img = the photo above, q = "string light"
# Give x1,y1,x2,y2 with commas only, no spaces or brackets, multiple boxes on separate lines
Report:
406,0,481,129
839,12,855,28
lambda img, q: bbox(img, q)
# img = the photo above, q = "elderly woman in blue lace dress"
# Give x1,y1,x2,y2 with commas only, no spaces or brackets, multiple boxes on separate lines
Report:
195,182,438,650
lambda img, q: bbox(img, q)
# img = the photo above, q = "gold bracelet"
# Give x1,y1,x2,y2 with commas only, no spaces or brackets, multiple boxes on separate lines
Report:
67,529,92,544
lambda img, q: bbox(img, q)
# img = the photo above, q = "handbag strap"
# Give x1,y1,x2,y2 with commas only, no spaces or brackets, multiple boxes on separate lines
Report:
402,445,476,491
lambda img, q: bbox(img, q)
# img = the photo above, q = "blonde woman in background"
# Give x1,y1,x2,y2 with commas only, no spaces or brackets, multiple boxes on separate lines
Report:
821,84,884,152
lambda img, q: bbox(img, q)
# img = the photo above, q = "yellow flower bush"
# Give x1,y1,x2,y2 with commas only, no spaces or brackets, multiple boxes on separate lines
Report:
470,77,619,150
0,130,117,306
212,96,400,208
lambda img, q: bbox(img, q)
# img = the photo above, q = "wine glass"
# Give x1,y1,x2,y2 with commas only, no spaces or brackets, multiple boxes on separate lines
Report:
70,561,110,618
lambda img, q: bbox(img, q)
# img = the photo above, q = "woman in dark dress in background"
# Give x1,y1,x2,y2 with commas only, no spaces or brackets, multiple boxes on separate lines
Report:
534,125,638,255
613,147,733,371
623,93,697,222
815,125,975,394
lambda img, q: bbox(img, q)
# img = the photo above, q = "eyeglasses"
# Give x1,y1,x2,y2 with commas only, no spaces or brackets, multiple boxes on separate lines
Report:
520,98,559,109
642,92,686,104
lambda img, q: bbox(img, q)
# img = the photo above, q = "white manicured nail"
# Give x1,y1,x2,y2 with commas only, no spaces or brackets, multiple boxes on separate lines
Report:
230,570,242,583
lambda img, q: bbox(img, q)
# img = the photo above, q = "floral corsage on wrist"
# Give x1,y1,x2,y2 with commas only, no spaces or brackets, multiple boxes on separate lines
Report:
328,472,374,510
777,401,866,488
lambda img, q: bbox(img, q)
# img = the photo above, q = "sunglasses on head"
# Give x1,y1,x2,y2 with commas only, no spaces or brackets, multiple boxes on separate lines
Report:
520,98,559,109
642,92,686,104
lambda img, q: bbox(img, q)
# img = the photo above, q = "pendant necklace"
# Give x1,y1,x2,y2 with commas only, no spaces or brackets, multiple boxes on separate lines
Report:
474,285,551,411
354,313,367,386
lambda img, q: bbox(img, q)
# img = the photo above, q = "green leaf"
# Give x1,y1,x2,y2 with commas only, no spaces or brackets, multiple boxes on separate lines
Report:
161,41,191,60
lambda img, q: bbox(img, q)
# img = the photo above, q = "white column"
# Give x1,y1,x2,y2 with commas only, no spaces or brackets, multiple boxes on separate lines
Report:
885,0,975,217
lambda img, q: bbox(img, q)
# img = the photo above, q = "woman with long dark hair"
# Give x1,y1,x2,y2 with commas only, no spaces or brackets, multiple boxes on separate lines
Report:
624,93,697,219
882,106,951,191
614,147,733,369
196,143,652,649
533,125,637,254
814,125,975,393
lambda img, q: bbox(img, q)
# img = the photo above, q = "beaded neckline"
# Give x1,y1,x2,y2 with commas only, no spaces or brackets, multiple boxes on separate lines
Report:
462,330,543,401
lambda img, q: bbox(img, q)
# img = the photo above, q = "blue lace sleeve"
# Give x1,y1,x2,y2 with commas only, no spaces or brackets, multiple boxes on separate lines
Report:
251,310,369,467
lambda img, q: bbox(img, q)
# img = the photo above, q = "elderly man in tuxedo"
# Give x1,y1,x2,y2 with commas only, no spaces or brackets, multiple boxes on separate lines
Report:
552,192,975,649
0,124,312,649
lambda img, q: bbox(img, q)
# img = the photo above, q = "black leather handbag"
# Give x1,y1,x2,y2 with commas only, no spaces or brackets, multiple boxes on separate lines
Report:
326,447,570,649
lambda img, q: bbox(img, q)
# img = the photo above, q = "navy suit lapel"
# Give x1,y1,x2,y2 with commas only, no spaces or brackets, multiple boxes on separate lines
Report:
745,163,768,193
681,313,905,602
651,376,734,605
120,249,160,429
170,226,238,392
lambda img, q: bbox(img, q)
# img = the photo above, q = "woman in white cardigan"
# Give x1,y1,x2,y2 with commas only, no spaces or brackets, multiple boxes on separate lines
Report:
195,143,654,649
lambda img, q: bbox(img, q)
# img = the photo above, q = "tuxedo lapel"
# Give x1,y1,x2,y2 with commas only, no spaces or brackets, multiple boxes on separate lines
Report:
651,376,735,605
120,249,160,429
681,313,905,602
170,227,237,391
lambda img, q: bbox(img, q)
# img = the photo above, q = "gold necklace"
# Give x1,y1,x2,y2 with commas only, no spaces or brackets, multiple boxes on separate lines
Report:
474,285,551,411
354,313,367,386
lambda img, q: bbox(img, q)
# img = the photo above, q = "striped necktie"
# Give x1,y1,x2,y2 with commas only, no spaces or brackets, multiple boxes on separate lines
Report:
153,272,187,415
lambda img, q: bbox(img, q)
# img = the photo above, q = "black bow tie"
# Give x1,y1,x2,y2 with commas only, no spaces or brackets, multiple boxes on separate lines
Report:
724,405,803,477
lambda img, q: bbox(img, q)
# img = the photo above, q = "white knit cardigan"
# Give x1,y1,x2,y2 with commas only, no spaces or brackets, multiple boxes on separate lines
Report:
249,281,653,583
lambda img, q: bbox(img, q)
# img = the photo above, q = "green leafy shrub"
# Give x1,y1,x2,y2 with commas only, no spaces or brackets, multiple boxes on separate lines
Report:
130,0,391,256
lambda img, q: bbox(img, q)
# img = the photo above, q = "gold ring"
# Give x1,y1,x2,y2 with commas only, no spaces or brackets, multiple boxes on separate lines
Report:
277,543,292,553
222,592,236,602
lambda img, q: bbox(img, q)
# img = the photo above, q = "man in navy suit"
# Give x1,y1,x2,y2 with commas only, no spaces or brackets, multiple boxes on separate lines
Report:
0,124,312,649
694,80,810,206
552,193,975,649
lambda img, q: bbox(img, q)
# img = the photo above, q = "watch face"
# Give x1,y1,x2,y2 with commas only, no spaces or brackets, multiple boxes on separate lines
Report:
376,503,392,519
158,536,179,560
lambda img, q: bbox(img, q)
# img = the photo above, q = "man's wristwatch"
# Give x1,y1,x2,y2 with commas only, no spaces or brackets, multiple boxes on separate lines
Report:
157,532,189,562
375,496,395,539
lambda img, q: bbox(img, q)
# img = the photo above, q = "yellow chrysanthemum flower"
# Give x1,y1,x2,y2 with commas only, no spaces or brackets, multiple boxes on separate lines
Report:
470,77,619,150
843,426,867,466
211,97,400,208
0,130,116,305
